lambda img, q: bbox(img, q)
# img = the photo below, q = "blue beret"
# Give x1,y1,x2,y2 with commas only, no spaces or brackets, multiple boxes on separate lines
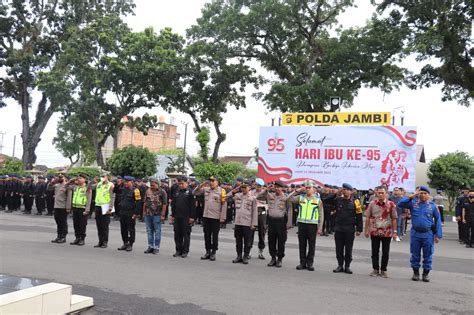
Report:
123,176,135,182
342,183,353,190
290,184,296,188
235,177,244,182
419,186,430,194
38,176,45,180
255,178,265,186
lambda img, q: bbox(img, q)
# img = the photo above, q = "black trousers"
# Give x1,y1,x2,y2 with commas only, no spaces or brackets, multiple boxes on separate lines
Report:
203,217,220,251
120,214,136,244
195,206,203,222
46,196,54,214
466,218,474,246
334,231,355,267
298,223,318,266
257,213,267,250
458,221,468,242
72,207,88,239
322,209,331,234
268,217,287,259
95,206,110,244
23,196,33,212
235,225,253,256
330,213,335,232
0,194,5,209
54,208,68,238
174,217,191,254
437,205,445,223
7,194,14,210
35,196,45,213
14,194,21,209
371,236,391,271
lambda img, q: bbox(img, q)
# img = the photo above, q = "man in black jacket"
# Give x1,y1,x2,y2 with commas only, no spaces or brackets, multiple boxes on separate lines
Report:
169,176,196,258
34,176,47,215
22,176,35,214
118,176,142,252
331,183,363,274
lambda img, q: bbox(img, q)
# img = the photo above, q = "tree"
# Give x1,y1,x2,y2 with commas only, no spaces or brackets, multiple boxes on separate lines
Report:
0,0,134,169
196,127,211,162
188,0,407,113
53,114,95,167
193,162,244,183
428,152,474,210
374,0,473,106
61,22,181,168
67,166,101,179
107,146,157,179
0,157,23,175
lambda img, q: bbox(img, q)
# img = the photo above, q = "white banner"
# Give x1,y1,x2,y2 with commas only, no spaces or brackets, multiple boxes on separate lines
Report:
257,125,417,191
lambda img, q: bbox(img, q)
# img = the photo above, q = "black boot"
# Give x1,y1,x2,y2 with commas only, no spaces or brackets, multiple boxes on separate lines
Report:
145,247,155,254
233,255,243,263
100,241,107,248
173,251,182,257
210,250,216,261
275,258,282,268
77,238,85,246
94,242,102,248
267,257,277,267
118,243,128,251
51,237,60,243
70,238,80,245
242,255,249,265
412,268,420,281
258,249,265,260
201,251,211,260
422,269,430,282
333,265,344,273
126,243,133,252
344,265,353,274
56,237,66,244
307,264,315,271
296,263,307,270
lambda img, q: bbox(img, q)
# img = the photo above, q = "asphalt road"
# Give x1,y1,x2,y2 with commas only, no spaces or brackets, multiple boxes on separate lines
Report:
1,211,473,314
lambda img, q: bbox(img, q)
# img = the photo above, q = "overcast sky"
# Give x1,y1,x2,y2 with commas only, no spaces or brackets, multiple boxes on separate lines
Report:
1,0,473,167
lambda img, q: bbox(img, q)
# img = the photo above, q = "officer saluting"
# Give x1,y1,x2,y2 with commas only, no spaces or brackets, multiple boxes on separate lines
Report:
256,180,294,268
93,174,115,249
193,176,227,261
290,180,324,271
228,181,258,264
398,186,442,282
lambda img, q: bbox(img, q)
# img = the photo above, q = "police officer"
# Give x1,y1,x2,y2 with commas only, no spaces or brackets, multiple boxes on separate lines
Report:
45,176,55,216
170,176,195,258
69,174,91,246
117,176,141,252
256,181,294,268
462,190,474,248
22,176,35,214
13,175,22,211
228,181,257,264
51,174,70,244
193,176,227,261
455,187,470,245
331,183,363,274
398,186,442,282
4,175,14,212
113,176,123,221
250,178,268,260
34,176,47,215
290,180,324,271
320,184,335,236
0,175,6,210
93,174,115,249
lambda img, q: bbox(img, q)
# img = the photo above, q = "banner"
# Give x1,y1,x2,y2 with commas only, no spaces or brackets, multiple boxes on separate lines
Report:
282,112,391,125
258,125,417,191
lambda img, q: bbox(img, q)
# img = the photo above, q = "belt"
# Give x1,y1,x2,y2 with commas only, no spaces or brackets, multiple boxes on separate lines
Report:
268,216,285,221
412,226,432,233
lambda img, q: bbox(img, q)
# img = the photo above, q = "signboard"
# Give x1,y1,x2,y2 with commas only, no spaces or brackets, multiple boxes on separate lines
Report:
282,112,391,126
258,125,417,191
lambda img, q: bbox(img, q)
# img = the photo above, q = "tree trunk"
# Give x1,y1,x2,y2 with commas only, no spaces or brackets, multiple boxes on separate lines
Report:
20,92,55,170
91,129,106,169
212,121,225,164
112,129,119,151
186,110,209,163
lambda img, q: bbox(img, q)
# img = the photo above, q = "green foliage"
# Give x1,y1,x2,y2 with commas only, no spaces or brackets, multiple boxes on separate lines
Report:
374,0,473,106
0,158,24,175
107,146,157,179
239,168,258,180
165,156,186,174
47,169,59,177
428,152,474,210
193,162,244,183
196,127,211,161
189,0,407,113
157,148,183,156
67,167,101,179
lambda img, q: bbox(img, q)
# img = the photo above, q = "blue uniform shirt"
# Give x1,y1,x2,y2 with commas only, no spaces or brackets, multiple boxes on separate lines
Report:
398,196,442,239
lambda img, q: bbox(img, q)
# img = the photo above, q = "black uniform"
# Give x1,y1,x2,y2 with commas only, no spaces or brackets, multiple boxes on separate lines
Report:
171,188,196,255
463,200,474,247
46,181,55,215
333,197,363,270
13,179,22,210
5,179,14,212
34,180,47,214
321,192,336,235
113,182,123,219
119,186,141,247
0,178,6,210
22,180,35,213
456,195,469,244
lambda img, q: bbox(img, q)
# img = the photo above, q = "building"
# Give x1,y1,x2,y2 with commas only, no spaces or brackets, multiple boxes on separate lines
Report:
221,156,258,170
102,116,180,160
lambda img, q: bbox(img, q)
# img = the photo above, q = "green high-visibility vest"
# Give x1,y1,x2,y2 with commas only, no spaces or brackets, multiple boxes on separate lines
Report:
95,182,112,206
72,186,87,208
297,195,321,224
